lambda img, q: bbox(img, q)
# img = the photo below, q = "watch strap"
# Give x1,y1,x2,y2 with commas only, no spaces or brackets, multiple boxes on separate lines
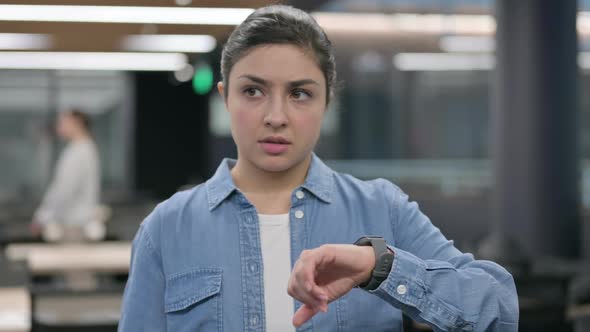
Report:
354,236,394,291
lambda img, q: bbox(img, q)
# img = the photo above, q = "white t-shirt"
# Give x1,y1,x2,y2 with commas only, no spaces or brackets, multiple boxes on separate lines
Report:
258,214,296,332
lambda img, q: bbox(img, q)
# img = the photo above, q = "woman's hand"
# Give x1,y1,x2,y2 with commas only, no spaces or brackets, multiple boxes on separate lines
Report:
287,244,376,327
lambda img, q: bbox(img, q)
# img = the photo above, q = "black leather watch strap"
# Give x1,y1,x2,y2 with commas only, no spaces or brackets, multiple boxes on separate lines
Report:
354,236,395,291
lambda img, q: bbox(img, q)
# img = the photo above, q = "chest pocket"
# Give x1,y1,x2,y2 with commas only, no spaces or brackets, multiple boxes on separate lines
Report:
165,268,223,332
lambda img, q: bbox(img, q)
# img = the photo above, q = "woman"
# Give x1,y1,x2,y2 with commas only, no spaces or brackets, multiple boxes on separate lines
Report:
31,109,102,242
119,5,518,331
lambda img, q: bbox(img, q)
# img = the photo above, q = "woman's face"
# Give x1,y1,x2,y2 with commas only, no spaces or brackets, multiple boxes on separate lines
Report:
56,112,77,140
220,44,327,173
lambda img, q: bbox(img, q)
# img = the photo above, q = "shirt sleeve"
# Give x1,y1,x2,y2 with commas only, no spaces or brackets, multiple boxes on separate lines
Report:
118,211,166,331
34,145,84,223
370,183,519,331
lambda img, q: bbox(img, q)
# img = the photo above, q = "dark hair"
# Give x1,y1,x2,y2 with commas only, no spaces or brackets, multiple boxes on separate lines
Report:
220,5,336,104
68,109,91,131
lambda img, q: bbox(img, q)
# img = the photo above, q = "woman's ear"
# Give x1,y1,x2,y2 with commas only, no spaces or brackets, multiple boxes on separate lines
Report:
217,81,228,109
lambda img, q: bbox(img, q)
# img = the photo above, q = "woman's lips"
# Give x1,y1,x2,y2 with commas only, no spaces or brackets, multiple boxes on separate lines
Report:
259,136,291,155
260,141,290,155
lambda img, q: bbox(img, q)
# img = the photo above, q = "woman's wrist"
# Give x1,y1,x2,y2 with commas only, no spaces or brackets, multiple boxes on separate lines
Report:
358,246,376,286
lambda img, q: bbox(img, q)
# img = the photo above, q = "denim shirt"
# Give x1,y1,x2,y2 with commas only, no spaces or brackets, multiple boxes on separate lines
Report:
119,155,519,332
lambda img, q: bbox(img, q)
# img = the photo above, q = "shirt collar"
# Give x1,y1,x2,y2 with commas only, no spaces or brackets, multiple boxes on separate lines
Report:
205,153,334,211
205,158,238,211
301,153,334,204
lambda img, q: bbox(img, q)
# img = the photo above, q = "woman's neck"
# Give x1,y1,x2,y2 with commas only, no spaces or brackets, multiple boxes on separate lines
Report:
231,155,311,195
231,155,311,214
69,131,91,142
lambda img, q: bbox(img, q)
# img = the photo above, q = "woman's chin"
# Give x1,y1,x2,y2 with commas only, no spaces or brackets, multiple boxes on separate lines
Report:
254,152,310,173
256,157,294,173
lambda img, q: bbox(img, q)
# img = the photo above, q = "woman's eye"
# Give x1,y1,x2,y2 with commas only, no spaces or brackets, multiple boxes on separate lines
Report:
244,87,263,97
292,89,312,101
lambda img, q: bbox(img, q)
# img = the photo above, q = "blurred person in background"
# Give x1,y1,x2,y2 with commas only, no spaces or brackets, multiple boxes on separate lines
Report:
30,109,103,242
119,5,518,332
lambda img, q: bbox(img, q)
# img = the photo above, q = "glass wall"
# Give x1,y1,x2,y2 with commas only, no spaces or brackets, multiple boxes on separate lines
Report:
0,70,134,206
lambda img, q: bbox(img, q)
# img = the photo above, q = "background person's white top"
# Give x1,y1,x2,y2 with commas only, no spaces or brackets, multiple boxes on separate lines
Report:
258,213,296,332
35,139,100,226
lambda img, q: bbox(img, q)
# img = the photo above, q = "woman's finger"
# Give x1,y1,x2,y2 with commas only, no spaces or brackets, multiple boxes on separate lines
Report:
292,303,321,327
289,273,323,309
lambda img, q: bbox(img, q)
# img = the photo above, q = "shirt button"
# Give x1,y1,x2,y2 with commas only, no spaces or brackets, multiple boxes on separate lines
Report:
248,262,258,273
295,190,305,199
295,210,304,219
396,284,408,295
250,314,259,326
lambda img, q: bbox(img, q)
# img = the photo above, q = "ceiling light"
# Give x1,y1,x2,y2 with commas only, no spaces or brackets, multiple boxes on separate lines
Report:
439,36,495,53
394,53,494,71
316,12,590,36
394,52,590,71
0,52,187,71
313,13,496,35
0,5,254,25
0,33,52,50
121,34,216,53
578,12,590,36
174,64,195,82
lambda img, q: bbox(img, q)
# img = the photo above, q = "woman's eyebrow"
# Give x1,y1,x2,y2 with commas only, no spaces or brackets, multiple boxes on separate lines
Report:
238,74,268,86
289,79,319,88
237,75,319,88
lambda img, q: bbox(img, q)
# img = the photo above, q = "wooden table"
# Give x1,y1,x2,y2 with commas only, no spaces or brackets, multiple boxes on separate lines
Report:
0,287,30,332
5,242,131,274
4,242,131,328
5,244,50,262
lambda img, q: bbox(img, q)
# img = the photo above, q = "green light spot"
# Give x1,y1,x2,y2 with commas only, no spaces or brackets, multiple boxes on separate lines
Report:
192,65,213,95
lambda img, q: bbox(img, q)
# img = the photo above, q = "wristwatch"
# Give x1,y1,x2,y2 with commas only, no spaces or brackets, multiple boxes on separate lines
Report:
354,236,395,291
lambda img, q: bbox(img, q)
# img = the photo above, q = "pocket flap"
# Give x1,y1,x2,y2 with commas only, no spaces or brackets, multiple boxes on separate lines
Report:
424,260,457,271
165,268,222,313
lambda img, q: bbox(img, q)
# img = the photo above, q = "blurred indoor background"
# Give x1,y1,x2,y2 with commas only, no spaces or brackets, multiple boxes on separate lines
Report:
0,0,589,331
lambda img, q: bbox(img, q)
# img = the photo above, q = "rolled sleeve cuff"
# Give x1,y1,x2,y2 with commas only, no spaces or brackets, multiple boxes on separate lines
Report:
370,246,427,308
368,246,475,331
